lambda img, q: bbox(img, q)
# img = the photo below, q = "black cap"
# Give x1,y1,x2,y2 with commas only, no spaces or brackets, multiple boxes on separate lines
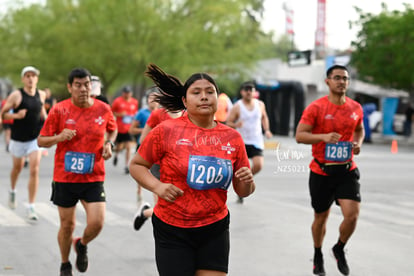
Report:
122,86,132,93
240,81,255,91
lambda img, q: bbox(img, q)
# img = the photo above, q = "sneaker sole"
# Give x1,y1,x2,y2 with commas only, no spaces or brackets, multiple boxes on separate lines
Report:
27,215,39,221
313,257,326,276
331,248,349,276
313,270,326,276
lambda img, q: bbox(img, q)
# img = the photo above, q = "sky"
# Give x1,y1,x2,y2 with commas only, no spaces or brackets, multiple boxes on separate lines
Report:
0,0,413,51
262,0,414,51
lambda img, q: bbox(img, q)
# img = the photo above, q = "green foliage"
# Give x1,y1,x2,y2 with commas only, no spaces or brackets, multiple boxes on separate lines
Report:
350,3,414,93
0,0,285,99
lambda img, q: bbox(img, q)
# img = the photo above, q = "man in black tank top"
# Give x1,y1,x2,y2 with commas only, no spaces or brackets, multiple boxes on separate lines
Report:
0,66,47,220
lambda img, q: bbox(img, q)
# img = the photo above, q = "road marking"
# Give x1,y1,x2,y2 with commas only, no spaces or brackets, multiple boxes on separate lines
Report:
75,203,131,226
9,199,413,229
35,202,82,227
0,205,29,227
361,202,414,226
105,210,132,226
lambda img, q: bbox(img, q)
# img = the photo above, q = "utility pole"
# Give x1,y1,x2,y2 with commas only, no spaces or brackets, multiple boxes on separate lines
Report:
283,2,295,51
315,0,326,59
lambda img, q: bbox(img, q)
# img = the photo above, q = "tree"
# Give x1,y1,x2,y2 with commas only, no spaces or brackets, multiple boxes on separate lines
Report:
350,3,414,93
0,0,285,99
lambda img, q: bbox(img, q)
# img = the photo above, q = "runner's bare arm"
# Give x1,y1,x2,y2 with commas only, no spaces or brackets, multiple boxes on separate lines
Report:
352,122,365,155
226,103,241,128
233,166,255,198
260,101,272,138
37,129,77,148
138,123,152,145
296,123,341,144
129,153,183,203
0,90,22,120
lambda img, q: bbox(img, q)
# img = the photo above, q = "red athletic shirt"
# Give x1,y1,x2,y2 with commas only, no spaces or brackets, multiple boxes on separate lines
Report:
1,99,13,124
111,96,138,133
146,108,179,128
299,96,363,175
139,116,250,228
40,98,117,183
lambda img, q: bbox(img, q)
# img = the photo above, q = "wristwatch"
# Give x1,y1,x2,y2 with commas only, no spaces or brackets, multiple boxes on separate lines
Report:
105,140,115,150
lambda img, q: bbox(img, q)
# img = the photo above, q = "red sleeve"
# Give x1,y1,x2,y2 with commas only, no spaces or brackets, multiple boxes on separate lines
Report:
138,125,164,164
299,102,317,126
357,103,363,126
111,98,120,113
105,104,117,133
233,134,250,171
146,109,162,128
40,104,62,136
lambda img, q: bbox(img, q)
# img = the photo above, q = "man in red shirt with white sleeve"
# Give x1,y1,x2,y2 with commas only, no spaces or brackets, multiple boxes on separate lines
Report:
111,86,138,174
38,68,117,276
296,65,364,276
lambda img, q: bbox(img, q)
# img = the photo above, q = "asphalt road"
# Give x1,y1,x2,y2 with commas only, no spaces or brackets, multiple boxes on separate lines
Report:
0,136,413,276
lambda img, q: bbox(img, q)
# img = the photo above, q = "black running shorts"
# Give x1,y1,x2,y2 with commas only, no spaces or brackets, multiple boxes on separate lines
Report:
51,181,106,207
115,132,133,143
245,144,263,158
309,168,361,213
152,213,230,276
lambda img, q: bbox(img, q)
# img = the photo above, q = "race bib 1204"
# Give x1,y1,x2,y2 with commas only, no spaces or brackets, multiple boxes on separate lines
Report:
64,151,95,174
325,141,352,162
187,155,233,191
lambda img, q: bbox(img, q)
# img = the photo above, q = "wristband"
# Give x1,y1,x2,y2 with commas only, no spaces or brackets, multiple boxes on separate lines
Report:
105,140,115,150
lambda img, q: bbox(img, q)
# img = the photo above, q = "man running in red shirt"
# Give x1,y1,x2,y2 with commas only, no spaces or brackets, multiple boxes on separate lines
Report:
111,86,138,174
296,65,364,276
38,68,117,276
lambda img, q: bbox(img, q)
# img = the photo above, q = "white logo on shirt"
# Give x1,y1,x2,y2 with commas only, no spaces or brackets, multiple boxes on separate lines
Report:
95,116,105,125
176,138,193,146
65,119,76,125
324,114,334,120
221,142,235,154
350,112,359,120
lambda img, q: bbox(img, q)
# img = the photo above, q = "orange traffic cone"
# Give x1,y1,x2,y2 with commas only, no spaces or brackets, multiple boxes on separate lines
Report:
391,139,398,154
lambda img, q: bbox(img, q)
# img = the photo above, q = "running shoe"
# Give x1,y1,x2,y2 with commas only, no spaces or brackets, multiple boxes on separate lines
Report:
133,202,150,231
60,262,73,276
8,191,16,209
236,196,244,204
26,206,38,220
124,166,129,174
73,238,88,272
332,245,349,275
113,155,118,166
313,254,326,276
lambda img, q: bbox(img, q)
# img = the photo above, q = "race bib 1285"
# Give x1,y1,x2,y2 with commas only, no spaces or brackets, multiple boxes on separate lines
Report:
325,141,352,162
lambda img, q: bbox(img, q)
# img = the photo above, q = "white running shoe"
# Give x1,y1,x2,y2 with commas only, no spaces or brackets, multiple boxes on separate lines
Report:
27,206,39,221
8,191,17,209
